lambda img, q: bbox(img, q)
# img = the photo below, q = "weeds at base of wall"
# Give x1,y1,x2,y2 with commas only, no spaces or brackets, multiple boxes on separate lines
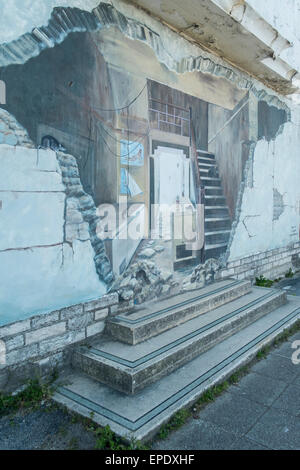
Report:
255,269,299,288
0,376,56,417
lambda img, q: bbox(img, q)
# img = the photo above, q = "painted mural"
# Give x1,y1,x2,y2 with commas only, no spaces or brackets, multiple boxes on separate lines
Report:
0,1,297,322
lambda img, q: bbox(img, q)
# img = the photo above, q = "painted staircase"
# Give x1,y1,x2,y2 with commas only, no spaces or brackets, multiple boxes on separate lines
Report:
53,278,300,441
197,149,231,260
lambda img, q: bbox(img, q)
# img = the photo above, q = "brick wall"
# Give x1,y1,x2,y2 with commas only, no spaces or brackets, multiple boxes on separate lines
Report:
220,242,300,281
0,293,118,393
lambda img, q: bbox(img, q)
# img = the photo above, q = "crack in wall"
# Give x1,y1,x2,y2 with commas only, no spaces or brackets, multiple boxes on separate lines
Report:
241,214,260,238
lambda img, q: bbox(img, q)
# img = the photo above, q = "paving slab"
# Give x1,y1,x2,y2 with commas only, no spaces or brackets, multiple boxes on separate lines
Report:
194,391,267,436
251,352,300,383
152,419,238,450
229,372,287,407
271,383,300,416
246,408,300,450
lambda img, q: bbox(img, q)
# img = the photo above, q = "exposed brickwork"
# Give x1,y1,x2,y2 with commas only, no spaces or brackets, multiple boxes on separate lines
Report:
219,242,300,281
0,293,118,393
0,108,34,147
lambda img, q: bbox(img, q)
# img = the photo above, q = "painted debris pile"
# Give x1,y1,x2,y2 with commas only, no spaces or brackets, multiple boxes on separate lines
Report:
112,259,177,304
181,258,223,291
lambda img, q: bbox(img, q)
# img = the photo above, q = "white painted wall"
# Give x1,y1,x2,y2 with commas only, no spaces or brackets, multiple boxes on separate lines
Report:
0,145,106,326
247,0,300,72
229,113,300,261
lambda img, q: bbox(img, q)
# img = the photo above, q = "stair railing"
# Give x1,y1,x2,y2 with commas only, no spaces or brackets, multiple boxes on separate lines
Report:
189,111,205,262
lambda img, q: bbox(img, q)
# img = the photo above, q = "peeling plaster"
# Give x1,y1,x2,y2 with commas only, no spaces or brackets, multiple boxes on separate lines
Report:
0,2,291,116
273,188,285,221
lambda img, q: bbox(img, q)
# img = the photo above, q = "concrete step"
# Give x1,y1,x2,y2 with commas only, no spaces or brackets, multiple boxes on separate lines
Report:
205,205,229,218
72,288,286,395
205,195,227,206
205,217,232,231
205,229,231,245
53,296,300,441
105,279,251,345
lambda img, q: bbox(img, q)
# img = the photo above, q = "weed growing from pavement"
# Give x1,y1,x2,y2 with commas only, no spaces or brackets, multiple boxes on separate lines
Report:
0,379,54,417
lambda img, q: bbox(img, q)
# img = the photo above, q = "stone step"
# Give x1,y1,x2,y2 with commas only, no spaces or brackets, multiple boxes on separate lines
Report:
106,279,251,345
205,229,231,245
205,217,232,231
72,288,286,395
54,296,300,441
205,195,227,206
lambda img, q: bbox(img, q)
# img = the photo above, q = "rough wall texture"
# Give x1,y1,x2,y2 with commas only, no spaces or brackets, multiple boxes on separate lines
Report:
227,117,300,262
0,292,118,393
0,108,34,147
0,142,109,326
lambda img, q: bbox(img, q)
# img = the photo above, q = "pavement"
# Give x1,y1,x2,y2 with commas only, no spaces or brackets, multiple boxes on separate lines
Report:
0,274,299,450
153,330,300,450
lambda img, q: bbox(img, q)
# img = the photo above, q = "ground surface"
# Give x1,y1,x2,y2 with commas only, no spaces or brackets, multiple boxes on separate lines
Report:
1,275,300,450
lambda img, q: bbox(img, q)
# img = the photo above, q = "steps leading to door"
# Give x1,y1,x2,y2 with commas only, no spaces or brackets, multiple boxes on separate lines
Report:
54,294,300,441
106,279,251,345
72,288,286,394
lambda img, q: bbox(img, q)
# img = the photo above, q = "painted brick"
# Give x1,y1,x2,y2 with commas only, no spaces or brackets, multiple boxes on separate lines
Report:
0,319,31,339
31,310,60,329
86,321,105,337
6,344,39,366
84,293,118,312
94,308,109,321
4,334,25,352
68,313,93,331
60,304,83,320
25,322,66,345
39,330,85,355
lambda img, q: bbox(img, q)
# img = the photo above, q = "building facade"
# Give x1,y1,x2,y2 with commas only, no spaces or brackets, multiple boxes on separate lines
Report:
0,1,300,398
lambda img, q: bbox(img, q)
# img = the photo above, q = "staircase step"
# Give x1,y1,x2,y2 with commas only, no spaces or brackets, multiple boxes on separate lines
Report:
196,150,215,159
205,229,231,245
205,206,229,218
54,296,300,441
106,279,251,345
72,288,286,394
201,177,221,187
198,161,217,168
205,195,226,206
205,242,228,259
198,156,216,165
204,186,224,196
205,217,231,232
